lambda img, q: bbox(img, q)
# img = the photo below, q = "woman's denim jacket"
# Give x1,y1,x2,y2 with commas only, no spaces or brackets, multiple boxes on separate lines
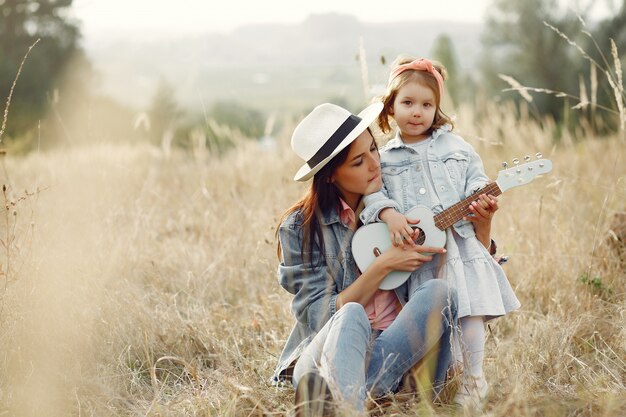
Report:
273,207,410,384
360,125,489,238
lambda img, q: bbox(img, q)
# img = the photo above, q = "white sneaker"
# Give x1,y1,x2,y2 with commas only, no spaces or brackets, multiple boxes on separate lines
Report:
453,375,488,408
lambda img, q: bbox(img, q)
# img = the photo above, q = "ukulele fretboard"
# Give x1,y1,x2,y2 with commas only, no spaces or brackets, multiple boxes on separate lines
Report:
433,182,502,230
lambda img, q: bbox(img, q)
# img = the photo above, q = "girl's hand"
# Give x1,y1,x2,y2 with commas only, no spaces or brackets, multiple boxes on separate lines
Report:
464,193,498,248
465,193,498,224
379,244,446,272
380,208,419,247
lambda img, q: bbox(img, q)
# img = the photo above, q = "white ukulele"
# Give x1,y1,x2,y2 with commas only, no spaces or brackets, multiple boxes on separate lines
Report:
352,155,553,290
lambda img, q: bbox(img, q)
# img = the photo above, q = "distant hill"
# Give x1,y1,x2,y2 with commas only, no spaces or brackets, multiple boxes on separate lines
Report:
83,13,482,113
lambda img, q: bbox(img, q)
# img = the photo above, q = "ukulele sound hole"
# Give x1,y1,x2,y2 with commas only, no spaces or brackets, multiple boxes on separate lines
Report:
413,228,426,245
373,247,382,257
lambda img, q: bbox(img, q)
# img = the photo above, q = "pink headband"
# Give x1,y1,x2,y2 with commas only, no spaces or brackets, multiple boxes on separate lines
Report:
388,58,445,99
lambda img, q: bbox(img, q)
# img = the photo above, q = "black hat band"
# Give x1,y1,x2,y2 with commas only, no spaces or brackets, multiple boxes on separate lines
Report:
307,114,362,168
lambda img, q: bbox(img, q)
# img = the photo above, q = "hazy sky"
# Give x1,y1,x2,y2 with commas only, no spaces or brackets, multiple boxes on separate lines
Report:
70,0,613,41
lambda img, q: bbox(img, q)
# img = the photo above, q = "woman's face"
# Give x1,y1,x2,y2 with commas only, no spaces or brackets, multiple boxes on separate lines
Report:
330,130,381,208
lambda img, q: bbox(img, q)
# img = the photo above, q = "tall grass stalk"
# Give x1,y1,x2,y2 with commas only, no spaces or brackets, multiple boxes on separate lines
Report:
0,39,40,145
358,37,371,101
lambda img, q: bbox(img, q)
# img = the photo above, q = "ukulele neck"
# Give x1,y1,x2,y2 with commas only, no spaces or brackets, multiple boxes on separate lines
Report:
433,182,502,230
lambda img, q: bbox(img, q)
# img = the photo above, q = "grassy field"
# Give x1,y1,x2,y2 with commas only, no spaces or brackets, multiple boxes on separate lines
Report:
0,100,624,417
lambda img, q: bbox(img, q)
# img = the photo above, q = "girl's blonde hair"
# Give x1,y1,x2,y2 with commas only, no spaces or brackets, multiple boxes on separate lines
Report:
376,55,454,134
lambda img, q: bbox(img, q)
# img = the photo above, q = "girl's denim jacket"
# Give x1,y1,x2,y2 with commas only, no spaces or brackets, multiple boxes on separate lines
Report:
360,125,489,238
273,207,410,384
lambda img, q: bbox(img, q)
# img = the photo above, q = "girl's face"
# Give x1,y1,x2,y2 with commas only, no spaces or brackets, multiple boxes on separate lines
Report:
391,80,437,143
330,130,381,209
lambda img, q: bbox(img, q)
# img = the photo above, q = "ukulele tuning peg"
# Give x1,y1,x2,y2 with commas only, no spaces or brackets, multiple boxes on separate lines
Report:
535,152,543,159
524,155,531,162
512,158,520,165
502,161,508,168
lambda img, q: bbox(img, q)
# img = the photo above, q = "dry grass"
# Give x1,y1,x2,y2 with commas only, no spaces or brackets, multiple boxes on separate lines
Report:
0,102,624,417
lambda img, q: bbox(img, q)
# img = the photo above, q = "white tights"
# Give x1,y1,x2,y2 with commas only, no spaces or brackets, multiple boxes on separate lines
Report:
455,316,485,378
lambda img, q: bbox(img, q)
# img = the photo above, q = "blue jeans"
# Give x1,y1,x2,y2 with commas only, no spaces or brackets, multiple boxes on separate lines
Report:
292,279,457,411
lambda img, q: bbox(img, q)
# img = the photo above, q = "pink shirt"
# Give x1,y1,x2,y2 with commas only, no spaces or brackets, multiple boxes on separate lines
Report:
339,199,401,330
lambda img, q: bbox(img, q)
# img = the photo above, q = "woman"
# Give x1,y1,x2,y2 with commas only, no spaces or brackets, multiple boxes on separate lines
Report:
273,102,492,415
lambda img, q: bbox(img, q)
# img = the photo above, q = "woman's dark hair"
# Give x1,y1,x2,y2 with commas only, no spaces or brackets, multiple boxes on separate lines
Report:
276,128,375,268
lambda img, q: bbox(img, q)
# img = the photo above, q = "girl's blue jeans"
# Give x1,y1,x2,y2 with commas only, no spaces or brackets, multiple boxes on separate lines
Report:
292,278,457,411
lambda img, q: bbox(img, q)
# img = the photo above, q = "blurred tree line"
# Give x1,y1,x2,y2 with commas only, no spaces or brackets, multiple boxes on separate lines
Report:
0,0,266,153
1,0,624,153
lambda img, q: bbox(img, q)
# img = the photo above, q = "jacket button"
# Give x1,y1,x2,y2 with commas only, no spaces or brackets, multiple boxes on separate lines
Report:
419,188,426,195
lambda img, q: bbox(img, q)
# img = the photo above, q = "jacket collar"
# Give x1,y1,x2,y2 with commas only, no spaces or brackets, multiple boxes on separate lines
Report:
319,199,360,227
383,131,406,151
319,204,342,226
383,124,452,151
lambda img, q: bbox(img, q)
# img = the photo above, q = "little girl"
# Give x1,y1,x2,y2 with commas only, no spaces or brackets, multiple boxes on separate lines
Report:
360,56,521,406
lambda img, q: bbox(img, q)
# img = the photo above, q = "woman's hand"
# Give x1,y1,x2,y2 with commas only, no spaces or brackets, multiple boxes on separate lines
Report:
380,208,420,247
378,243,446,273
338,241,446,309
464,193,498,248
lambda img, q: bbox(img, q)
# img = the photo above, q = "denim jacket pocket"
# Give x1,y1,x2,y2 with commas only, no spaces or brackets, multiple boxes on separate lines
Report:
442,151,469,189
381,164,410,204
